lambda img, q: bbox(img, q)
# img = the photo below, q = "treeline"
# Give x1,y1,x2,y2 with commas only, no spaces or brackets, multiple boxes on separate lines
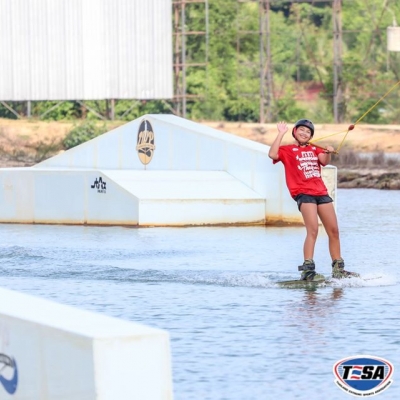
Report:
1,0,399,123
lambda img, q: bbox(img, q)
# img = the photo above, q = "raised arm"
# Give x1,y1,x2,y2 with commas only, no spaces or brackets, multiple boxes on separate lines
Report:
268,121,288,160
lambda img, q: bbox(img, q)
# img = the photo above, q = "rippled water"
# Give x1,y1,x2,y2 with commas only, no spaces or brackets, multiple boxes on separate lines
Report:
0,188,399,399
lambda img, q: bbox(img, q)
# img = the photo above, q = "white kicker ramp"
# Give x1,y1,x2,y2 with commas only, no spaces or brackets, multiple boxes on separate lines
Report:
0,114,337,226
0,287,173,400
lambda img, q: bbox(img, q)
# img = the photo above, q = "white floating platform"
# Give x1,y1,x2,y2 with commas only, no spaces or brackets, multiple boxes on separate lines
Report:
104,170,265,226
0,287,173,400
0,114,337,226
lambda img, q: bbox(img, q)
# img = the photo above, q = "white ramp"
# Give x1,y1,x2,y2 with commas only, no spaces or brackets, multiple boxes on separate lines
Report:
0,114,337,226
104,170,265,225
0,287,173,400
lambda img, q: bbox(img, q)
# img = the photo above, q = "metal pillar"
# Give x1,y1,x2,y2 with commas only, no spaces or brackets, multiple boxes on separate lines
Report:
333,0,343,123
181,3,187,117
27,101,31,118
173,0,209,118
259,0,272,123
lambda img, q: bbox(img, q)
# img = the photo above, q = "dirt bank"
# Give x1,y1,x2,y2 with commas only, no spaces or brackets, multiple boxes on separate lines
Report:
337,169,400,190
0,118,120,167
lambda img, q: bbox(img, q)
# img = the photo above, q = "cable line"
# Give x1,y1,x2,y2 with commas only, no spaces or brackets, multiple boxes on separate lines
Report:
310,80,400,153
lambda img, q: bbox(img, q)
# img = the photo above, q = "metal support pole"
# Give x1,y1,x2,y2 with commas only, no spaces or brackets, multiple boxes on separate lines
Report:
265,0,272,122
259,1,265,123
333,0,343,123
259,0,272,123
173,3,181,116
110,99,115,120
181,3,187,118
205,0,209,115
1,101,21,119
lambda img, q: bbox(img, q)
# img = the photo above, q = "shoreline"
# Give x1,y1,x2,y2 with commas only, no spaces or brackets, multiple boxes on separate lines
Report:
337,168,400,190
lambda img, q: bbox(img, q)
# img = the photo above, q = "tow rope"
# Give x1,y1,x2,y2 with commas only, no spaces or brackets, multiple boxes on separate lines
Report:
309,80,400,154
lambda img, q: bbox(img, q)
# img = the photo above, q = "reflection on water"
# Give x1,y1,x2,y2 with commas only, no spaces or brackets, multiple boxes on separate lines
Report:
0,189,399,400
284,288,344,346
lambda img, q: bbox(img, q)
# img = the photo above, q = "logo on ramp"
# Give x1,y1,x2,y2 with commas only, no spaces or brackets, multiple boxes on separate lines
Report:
91,177,107,193
0,353,18,395
333,355,394,396
136,119,155,165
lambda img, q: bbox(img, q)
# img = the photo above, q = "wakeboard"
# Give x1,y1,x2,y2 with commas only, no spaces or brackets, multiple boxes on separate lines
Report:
277,275,382,288
277,278,327,288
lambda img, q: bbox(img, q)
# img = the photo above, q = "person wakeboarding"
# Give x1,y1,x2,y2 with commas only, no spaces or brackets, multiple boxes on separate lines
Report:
268,119,359,281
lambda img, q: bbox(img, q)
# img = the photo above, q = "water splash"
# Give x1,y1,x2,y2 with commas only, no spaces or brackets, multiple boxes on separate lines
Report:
328,272,396,288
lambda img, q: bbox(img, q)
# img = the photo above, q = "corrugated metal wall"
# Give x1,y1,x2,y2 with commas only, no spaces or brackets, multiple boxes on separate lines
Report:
0,0,172,101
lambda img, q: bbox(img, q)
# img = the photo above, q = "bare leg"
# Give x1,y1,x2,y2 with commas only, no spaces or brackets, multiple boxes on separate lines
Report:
299,203,319,260
317,202,341,260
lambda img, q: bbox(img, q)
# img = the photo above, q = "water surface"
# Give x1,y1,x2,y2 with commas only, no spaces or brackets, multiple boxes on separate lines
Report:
0,188,399,399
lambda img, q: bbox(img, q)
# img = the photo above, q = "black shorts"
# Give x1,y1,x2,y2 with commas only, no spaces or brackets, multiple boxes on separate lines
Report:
293,194,333,211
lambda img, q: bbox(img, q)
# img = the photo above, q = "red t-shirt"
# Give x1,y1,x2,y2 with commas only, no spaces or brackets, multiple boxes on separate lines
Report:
273,144,329,197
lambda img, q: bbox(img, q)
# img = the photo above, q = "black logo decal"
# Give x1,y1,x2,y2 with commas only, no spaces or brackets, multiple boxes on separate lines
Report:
136,119,155,165
91,177,106,193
